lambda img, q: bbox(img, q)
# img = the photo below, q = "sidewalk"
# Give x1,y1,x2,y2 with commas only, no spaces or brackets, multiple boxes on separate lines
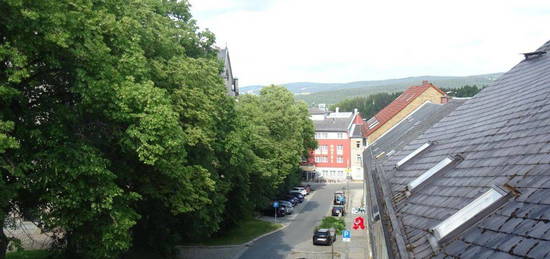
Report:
336,187,369,259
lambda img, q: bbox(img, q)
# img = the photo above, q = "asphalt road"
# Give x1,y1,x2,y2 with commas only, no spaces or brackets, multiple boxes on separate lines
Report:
239,182,362,259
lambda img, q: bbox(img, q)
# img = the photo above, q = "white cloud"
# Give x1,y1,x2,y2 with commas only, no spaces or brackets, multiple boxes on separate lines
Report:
189,0,550,86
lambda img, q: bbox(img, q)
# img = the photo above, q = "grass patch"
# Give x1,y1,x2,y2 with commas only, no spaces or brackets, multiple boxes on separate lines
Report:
6,250,52,259
191,218,282,246
317,216,346,234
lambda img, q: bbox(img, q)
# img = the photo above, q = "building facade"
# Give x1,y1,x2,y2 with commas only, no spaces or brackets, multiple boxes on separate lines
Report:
217,47,239,96
308,107,364,181
363,81,448,145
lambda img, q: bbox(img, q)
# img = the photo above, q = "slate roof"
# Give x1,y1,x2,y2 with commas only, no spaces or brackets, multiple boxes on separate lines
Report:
375,40,550,258
367,100,465,161
314,116,354,132
351,124,363,138
365,82,447,137
308,107,327,115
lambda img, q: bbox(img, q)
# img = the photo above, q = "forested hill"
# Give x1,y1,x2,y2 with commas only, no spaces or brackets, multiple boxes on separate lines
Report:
241,73,502,104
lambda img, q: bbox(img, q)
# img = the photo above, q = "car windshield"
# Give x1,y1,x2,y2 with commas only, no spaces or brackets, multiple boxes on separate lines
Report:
315,231,329,237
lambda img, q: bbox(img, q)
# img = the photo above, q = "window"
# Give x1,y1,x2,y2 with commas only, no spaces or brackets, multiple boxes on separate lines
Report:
314,147,321,154
407,155,460,191
356,141,361,148
367,117,379,129
337,132,344,139
430,186,509,244
321,145,328,155
396,142,432,168
357,154,362,162
337,156,343,163
336,145,344,155
321,132,328,139
315,156,328,163
315,132,321,139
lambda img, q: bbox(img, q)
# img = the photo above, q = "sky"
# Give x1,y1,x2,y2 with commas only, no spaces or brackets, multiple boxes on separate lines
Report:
188,0,550,87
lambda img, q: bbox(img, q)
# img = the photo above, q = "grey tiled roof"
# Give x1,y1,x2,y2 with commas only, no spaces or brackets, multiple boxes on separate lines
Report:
308,107,327,115
377,40,550,258
314,116,353,132
351,124,362,137
368,100,465,160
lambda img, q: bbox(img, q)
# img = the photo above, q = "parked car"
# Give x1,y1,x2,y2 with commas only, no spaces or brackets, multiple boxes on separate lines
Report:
262,205,286,217
288,192,305,202
312,228,336,245
334,191,346,205
297,184,312,194
280,203,294,215
283,195,300,205
278,200,294,208
292,187,308,196
332,205,346,216
290,190,307,198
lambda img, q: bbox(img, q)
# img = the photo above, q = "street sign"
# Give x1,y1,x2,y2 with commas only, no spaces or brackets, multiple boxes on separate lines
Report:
352,207,366,214
273,201,279,208
353,216,365,230
342,230,351,242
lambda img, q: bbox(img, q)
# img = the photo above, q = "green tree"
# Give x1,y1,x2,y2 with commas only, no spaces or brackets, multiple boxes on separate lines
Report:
0,0,220,258
441,85,484,97
330,92,402,119
237,86,316,210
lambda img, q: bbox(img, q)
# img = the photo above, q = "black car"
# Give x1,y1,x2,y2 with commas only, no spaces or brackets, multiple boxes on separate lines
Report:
332,205,345,216
312,228,335,245
288,192,304,202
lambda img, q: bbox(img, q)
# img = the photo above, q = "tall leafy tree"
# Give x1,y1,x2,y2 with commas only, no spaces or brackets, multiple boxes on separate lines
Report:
0,0,219,258
237,86,316,209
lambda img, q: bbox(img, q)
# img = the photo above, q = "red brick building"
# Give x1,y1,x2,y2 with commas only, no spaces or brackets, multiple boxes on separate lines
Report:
307,107,364,181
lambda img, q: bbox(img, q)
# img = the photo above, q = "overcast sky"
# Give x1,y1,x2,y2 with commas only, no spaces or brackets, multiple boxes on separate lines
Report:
188,0,550,87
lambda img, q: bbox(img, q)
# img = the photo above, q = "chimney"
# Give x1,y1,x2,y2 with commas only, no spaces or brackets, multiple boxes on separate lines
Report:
422,80,429,85
336,107,340,113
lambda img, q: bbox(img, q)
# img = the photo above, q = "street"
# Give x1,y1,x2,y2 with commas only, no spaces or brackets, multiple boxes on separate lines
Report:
239,182,363,259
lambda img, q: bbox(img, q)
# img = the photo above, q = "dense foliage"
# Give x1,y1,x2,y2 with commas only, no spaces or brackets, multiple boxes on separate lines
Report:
329,92,402,119
441,85,484,97
0,1,314,258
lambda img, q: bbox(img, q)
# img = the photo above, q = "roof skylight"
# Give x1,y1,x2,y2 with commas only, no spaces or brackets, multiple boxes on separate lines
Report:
395,142,432,168
407,155,461,191
367,117,379,129
429,186,510,244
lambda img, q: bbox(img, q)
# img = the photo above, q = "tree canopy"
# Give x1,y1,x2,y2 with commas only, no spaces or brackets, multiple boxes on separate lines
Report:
0,1,315,258
330,92,402,119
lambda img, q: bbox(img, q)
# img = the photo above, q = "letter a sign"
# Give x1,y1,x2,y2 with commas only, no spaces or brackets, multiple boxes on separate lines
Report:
353,216,365,230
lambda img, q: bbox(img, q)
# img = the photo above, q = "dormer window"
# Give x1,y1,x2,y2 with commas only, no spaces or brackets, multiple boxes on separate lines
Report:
396,142,432,169
428,185,511,247
407,154,462,192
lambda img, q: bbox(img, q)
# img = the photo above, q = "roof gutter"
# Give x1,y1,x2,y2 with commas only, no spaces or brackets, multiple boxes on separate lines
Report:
375,162,411,259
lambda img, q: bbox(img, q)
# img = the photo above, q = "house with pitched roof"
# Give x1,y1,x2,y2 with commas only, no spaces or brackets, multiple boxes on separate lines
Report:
309,108,365,181
217,47,239,96
365,40,550,258
363,81,448,145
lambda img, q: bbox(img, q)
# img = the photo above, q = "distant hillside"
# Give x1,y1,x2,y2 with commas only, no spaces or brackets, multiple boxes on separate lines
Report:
241,73,503,104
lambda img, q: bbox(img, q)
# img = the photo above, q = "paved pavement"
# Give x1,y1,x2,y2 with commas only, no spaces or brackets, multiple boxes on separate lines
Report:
239,182,365,259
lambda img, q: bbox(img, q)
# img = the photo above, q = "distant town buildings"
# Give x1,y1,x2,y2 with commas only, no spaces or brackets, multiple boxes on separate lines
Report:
217,47,239,96
305,106,365,181
363,81,448,145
